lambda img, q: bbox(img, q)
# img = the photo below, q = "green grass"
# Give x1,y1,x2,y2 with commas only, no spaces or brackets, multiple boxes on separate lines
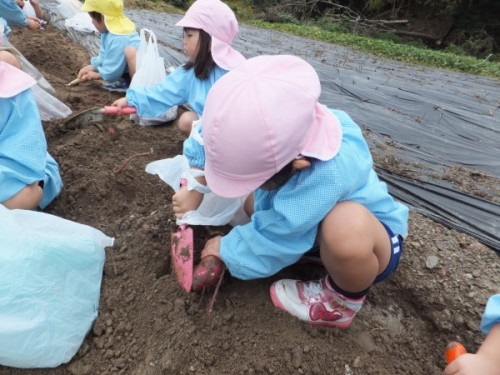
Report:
247,20,500,78
125,0,500,79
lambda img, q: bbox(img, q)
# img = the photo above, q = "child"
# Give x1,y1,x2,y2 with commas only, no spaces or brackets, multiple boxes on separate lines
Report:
77,0,140,92
112,0,245,136
178,55,409,328
0,0,41,30
444,294,500,375
0,61,62,209
16,0,44,20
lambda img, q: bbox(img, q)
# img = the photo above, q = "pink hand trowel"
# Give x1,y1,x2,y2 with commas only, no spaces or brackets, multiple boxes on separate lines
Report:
170,179,194,292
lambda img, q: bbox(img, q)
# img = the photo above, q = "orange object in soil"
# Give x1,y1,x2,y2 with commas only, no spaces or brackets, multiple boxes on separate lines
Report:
445,341,467,364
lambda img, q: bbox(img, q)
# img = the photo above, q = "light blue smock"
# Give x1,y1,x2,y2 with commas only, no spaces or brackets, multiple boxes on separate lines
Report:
481,294,500,335
0,87,62,208
183,109,409,280
0,0,27,27
1,17,11,38
126,64,227,119
91,31,140,82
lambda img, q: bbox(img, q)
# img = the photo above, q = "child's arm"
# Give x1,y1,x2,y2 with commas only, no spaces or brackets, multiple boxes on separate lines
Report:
0,0,37,28
126,66,193,119
444,294,500,375
444,324,500,375
28,0,43,19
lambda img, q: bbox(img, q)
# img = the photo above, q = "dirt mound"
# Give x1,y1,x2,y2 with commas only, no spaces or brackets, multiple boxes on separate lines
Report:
1,25,498,375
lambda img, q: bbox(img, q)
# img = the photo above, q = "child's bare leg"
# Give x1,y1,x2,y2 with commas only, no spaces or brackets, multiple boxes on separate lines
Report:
2,183,43,210
124,47,137,78
0,51,21,68
244,193,254,216
178,111,199,137
319,201,391,292
30,1,44,19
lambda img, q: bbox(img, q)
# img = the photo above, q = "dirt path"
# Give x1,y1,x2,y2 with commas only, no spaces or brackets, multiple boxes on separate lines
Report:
1,25,498,375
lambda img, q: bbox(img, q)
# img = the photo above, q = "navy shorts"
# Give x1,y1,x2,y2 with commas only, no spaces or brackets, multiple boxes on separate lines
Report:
374,223,404,283
303,222,404,283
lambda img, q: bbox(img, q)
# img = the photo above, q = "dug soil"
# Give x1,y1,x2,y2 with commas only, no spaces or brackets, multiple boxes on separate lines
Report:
2,25,499,375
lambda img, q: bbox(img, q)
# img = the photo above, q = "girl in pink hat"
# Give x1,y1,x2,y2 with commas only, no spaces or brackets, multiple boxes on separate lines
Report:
112,0,245,136
0,61,62,209
179,55,409,328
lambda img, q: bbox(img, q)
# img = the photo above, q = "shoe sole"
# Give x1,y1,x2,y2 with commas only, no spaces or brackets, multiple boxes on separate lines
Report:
269,283,352,329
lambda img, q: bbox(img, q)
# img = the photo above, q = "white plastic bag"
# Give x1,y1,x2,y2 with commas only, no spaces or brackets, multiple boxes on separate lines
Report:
21,1,36,17
146,155,246,226
0,206,113,368
129,28,177,126
64,12,97,34
57,0,86,19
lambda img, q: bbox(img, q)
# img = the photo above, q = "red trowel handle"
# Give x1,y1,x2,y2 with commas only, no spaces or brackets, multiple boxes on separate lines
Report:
445,341,467,364
104,106,137,115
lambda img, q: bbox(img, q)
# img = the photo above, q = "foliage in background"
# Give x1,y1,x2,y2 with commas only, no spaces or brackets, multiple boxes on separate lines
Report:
126,0,500,78
248,20,500,78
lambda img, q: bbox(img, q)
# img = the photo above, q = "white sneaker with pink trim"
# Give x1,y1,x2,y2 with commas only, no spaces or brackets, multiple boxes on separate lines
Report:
269,277,365,328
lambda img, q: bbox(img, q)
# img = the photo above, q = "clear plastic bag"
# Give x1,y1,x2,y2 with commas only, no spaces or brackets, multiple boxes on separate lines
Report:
1,40,72,120
0,206,113,368
129,28,177,126
146,155,246,226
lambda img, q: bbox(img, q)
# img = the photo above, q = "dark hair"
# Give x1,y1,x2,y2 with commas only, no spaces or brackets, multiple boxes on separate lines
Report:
260,162,295,191
88,11,103,23
183,28,216,80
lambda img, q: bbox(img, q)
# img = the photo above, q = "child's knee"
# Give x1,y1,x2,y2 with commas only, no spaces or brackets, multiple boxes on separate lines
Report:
2,183,43,210
320,202,381,258
178,111,198,135
0,51,21,69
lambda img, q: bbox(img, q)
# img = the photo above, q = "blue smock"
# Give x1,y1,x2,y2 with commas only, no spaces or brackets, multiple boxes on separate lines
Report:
481,294,500,335
183,109,409,280
0,0,27,27
1,17,12,38
126,65,227,118
91,31,140,82
0,87,62,208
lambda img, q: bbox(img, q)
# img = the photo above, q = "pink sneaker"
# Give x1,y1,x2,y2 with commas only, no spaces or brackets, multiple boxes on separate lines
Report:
269,277,365,328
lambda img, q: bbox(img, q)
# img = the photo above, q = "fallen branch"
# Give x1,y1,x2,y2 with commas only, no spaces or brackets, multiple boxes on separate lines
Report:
114,152,150,174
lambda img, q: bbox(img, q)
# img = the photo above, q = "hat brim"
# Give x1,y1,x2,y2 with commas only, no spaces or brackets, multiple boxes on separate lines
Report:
205,160,268,199
175,15,202,29
300,104,342,161
104,15,136,35
0,62,36,98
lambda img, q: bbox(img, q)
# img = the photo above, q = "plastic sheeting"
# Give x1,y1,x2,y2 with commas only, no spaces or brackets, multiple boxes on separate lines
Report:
44,1,500,252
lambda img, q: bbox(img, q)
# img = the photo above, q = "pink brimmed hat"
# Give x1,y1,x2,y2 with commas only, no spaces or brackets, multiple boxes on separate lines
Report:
175,0,245,70
203,55,343,198
0,61,36,98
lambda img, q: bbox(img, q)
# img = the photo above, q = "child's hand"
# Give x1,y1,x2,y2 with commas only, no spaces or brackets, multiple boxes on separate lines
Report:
172,186,203,218
444,353,498,375
112,97,130,111
77,65,95,79
26,17,41,30
79,70,100,82
201,236,222,260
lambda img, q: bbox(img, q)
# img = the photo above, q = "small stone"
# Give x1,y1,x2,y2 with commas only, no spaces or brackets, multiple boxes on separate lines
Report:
425,255,439,269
